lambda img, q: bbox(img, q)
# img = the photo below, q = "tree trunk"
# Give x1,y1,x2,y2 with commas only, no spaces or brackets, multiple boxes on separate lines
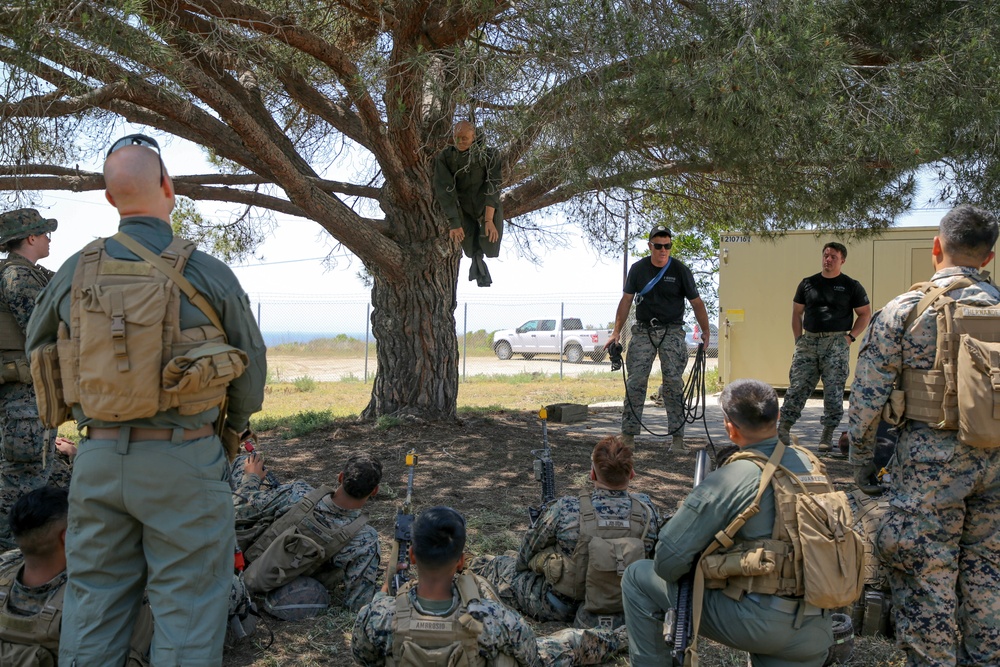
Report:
362,209,461,420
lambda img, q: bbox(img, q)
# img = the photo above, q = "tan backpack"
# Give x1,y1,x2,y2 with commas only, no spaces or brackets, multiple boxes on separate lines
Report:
31,233,247,428
886,272,1000,448
387,574,516,667
547,494,652,613
243,486,367,593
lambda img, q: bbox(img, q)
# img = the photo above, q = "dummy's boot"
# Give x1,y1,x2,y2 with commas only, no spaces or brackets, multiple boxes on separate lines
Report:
818,425,835,452
778,421,792,444
621,434,635,448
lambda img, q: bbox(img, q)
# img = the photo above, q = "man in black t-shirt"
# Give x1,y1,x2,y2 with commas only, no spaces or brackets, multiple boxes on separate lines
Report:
605,225,710,451
780,242,871,451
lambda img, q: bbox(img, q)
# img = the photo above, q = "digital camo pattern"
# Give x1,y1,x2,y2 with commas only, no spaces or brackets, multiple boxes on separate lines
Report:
622,324,686,438
781,334,850,429
231,455,381,611
0,259,67,553
848,266,1000,666
351,584,626,666
0,551,66,616
470,489,659,621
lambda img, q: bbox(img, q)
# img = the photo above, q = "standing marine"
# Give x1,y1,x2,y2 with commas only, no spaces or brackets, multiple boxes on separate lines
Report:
0,208,70,551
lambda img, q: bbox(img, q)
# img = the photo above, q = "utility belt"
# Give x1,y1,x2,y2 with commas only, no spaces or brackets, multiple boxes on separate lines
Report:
635,319,682,330
745,592,823,617
801,330,848,338
86,424,215,443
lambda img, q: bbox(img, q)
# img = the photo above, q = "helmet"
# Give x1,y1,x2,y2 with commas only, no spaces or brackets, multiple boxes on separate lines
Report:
263,576,330,621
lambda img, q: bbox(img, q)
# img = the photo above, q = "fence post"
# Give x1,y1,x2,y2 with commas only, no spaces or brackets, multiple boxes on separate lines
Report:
256,301,261,326
364,302,370,382
462,302,468,382
559,302,564,380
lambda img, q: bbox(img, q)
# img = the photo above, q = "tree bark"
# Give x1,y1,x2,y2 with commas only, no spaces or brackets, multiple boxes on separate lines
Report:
363,206,461,420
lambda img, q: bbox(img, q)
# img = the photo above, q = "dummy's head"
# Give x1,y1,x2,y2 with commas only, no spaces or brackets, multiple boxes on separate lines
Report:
938,205,998,266
411,506,466,572
720,379,779,442
103,134,174,218
10,486,68,560
453,121,476,152
591,435,634,488
340,452,382,500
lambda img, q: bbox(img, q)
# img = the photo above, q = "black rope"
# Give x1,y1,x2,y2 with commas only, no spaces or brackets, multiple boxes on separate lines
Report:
619,342,718,459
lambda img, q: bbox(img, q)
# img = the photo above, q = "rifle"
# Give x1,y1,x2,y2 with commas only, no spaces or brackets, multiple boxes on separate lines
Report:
528,407,556,526
665,448,711,666
387,449,418,594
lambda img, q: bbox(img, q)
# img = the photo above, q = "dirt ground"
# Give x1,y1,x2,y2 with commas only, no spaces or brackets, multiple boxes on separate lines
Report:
222,410,861,667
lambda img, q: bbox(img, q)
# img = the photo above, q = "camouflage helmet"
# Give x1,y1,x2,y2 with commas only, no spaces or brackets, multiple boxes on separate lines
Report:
263,576,330,621
0,208,57,246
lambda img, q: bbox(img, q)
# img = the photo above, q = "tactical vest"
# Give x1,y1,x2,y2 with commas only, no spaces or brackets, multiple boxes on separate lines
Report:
0,560,62,664
387,574,516,667
242,486,367,593
699,444,863,608
53,233,246,423
549,493,652,613
0,256,51,385
888,272,1000,447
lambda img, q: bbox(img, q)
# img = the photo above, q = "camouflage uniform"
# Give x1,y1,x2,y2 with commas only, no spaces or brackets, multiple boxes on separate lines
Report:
0,246,70,552
351,580,627,666
231,455,381,611
469,488,660,621
781,333,851,429
848,266,1000,667
0,550,67,616
623,323,688,439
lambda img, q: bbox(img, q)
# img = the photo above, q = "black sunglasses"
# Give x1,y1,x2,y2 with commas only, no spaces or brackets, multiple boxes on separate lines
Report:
107,134,164,185
651,242,672,250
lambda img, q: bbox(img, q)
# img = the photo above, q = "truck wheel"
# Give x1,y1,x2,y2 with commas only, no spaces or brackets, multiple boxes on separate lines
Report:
495,341,513,360
521,353,536,360
589,350,607,363
565,344,584,364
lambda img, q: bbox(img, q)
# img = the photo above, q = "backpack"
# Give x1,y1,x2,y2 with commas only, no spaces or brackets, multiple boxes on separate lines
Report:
387,574,515,667
548,494,653,614
887,272,1000,448
30,233,247,428
243,486,367,593
0,256,50,385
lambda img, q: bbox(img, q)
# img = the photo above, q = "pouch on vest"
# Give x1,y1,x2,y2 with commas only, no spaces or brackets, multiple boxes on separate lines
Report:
29,334,72,430
0,353,31,385
956,335,1000,448
584,535,645,613
700,547,776,581
161,342,248,415
796,488,864,608
244,525,326,593
0,642,56,667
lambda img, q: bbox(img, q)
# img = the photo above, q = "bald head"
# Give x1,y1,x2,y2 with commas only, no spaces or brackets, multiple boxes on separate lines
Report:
103,145,174,219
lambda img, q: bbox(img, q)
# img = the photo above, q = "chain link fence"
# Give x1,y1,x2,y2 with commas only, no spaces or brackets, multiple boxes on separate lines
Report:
252,293,718,383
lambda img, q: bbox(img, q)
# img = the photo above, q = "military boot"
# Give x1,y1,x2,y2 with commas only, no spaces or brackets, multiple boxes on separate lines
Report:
671,434,686,451
818,425,835,452
777,421,792,443
622,434,635,448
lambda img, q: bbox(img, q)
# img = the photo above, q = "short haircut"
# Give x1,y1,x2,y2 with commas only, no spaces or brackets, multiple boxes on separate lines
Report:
720,379,779,432
412,506,466,570
10,486,68,558
939,204,999,262
341,452,382,499
592,436,633,487
823,242,848,260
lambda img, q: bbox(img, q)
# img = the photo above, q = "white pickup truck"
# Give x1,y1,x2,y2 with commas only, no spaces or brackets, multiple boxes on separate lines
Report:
492,317,612,363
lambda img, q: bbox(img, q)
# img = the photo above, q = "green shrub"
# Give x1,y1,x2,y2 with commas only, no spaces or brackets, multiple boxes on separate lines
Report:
293,375,317,392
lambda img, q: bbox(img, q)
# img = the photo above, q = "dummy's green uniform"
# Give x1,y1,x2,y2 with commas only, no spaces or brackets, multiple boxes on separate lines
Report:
26,217,267,667
621,437,833,667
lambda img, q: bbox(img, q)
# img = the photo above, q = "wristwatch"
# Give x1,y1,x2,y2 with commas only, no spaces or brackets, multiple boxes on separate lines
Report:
847,333,856,342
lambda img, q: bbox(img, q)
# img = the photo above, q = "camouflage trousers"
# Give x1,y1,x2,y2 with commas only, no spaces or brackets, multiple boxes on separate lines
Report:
0,382,69,551
875,425,1000,666
468,553,577,622
536,625,627,667
622,323,686,438
781,332,850,429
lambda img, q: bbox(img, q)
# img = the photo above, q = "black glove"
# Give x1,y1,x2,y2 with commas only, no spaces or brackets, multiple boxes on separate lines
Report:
853,462,883,496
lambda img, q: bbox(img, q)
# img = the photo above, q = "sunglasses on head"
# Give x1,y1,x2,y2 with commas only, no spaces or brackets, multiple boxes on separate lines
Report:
107,134,164,185
650,242,672,250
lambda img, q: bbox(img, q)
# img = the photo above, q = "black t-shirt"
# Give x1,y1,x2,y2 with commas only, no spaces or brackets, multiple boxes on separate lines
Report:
793,272,869,332
624,257,700,325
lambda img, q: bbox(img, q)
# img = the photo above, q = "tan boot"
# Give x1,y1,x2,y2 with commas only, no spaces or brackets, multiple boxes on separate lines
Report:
622,434,635,448
818,426,834,452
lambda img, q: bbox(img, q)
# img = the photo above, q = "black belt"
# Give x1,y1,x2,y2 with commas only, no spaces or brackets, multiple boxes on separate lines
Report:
637,319,681,329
